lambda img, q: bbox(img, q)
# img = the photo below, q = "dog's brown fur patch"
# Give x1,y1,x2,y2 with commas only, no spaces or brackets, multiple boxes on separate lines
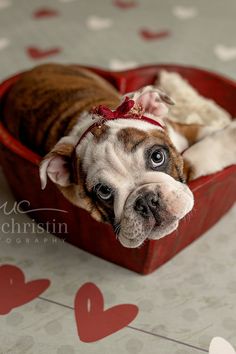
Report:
50,142,75,157
167,119,201,146
117,127,148,152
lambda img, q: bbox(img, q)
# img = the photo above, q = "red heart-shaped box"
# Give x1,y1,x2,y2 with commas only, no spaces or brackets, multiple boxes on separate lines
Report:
0,64,236,274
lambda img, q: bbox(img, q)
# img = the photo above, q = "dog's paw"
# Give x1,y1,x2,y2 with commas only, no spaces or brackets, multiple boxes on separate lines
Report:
127,86,175,118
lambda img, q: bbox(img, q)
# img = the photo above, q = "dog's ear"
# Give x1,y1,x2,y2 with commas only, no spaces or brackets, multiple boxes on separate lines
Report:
130,86,175,117
39,136,78,189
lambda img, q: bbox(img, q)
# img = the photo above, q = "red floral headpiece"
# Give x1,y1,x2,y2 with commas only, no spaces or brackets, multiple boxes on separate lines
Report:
77,97,164,145
91,96,136,121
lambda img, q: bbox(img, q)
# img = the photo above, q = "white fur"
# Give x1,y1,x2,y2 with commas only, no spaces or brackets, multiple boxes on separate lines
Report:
166,124,189,152
183,120,236,179
157,70,231,128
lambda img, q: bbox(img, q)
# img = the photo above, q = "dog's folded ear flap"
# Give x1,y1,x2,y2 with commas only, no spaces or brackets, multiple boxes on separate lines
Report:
39,136,78,190
130,86,175,118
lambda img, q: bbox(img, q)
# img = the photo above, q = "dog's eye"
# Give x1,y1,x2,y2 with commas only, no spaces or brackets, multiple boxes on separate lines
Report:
150,149,165,168
94,183,113,201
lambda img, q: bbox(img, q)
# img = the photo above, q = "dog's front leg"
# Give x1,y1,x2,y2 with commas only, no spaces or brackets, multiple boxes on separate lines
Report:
183,120,236,181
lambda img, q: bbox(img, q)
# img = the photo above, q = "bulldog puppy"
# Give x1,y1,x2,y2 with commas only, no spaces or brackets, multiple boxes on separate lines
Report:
2,64,235,247
39,85,236,247
39,85,195,248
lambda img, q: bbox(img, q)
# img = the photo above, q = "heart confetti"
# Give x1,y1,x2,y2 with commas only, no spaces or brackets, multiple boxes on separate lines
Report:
209,337,236,354
173,6,198,20
0,264,50,315
33,8,59,19
27,46,61,59
74,282,138,342
140,29,170,41
109,59,138,70
86,16,113,30
58,0,76,2
214,44,236,61
0,0,11,10
0,37,10,50
114,0,137,9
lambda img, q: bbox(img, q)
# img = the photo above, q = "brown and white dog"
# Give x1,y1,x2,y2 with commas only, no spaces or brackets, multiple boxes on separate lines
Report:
2,64,236,247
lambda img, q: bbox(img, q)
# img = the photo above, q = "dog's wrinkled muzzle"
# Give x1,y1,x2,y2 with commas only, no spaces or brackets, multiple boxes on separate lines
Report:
118,175,194,248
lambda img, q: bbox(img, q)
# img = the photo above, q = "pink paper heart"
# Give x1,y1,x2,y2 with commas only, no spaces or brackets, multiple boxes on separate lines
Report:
0,264,50,315
74,282,139,342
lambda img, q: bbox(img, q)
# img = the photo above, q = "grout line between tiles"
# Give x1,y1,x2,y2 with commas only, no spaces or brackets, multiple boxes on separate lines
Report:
38,296,208,353
127,325,208,353
38,296,74,310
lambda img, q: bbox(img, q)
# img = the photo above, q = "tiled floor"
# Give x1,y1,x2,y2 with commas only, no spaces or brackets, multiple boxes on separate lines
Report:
0,1,236,353
0,165,236,353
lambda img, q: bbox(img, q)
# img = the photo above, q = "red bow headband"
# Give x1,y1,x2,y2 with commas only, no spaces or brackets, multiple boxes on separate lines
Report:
71,97,164,184
77,97,164,145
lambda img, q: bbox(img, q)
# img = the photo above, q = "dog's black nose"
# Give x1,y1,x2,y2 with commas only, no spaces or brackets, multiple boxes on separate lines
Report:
134,192,159,218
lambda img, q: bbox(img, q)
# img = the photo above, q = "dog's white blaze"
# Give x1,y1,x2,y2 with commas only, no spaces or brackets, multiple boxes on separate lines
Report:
106,118,164,132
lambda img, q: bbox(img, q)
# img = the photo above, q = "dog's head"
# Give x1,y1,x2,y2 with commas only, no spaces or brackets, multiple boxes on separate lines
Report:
40,86,194,247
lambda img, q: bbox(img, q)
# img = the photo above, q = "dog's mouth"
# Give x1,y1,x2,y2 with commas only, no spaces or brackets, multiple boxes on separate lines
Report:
117,216,179,248
149,218,179,239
